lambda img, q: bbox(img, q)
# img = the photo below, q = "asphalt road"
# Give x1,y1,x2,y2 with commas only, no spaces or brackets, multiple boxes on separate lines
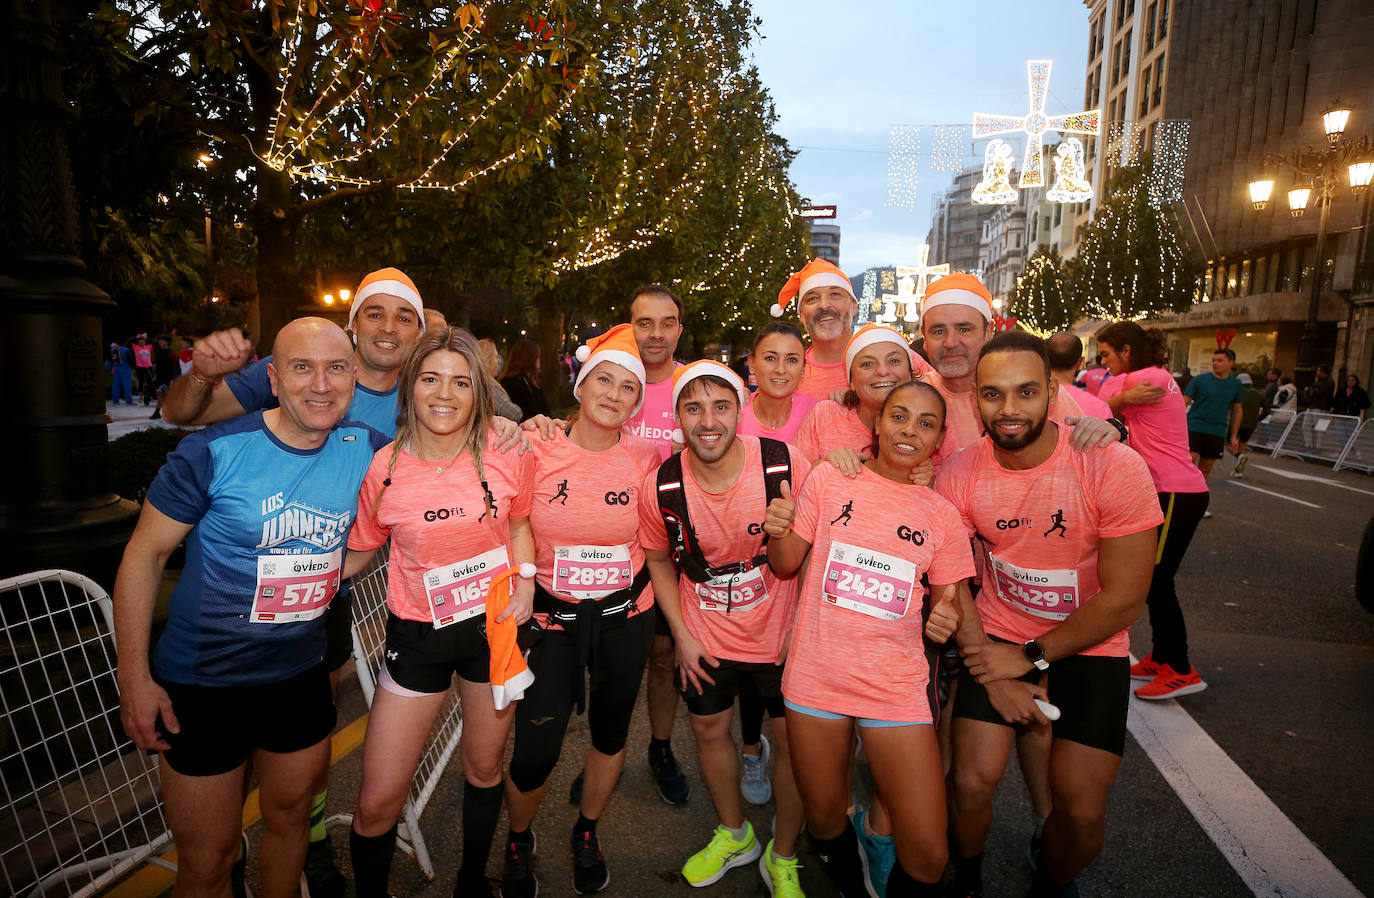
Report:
179,450,1374,898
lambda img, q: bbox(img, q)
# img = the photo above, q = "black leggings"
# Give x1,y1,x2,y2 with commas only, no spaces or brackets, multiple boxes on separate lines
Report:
1147,490,1209,673
508,610,653,793
739,676,766,746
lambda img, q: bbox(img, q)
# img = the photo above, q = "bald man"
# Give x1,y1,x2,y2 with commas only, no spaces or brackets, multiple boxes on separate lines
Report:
114,318,390,898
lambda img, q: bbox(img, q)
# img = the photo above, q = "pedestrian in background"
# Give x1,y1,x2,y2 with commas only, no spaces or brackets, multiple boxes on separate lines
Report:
478,338,524,421
1332,374,1370,418
500,339,551,422
108,341,133,405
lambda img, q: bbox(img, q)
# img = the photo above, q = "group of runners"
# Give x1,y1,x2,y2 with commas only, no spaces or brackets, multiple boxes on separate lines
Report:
114,257,1194,898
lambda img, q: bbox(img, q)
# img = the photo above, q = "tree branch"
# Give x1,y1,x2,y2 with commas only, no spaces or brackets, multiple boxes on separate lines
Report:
296,179,405,216
158,111,257,157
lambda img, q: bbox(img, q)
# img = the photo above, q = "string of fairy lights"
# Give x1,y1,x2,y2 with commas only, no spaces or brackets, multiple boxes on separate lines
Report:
885,126,921,209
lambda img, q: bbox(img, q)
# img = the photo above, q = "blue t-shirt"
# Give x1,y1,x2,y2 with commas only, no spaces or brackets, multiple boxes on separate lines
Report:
146,411,388,686
226,356,400,437
1184,372,1245,436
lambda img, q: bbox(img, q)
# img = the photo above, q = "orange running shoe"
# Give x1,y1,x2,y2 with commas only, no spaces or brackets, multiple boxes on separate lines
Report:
1134,665,1208,700
1129,654,1162,681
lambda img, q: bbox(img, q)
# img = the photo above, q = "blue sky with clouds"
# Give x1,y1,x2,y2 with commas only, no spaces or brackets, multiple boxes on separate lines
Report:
748,0,1093,273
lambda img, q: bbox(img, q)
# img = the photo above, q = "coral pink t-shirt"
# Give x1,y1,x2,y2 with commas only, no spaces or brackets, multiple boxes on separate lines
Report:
933,425,1162,657
920,369,1085,468
638,436,811,663
795,400,873,463
528,429,662,628
1098,367,1208,495
797,348,849,400
625,369,680,460
783,465,975,722
740,392,821,445
350,432,535,623
1060,382,1112,420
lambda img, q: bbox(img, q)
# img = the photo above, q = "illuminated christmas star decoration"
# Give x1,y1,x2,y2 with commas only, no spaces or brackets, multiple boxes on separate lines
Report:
1045,138,1093,204
973,59,1101,188
972,140,1019,205
895,243,950,308
886,126,921,209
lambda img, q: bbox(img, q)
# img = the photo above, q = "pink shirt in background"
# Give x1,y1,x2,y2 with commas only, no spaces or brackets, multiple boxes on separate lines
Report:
625,369,680,461
740,392,821,446
1080,368,1110,395
794,400,873,463
797,348,849,400
1098,367,1208,495
1060,382,1112,420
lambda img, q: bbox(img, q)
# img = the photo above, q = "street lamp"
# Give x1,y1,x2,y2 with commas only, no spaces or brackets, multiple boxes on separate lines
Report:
1248,104,1372,390
339,288,351,303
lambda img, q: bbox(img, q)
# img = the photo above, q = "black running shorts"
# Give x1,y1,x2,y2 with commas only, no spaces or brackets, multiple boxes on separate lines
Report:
1187,430,1226,460
681,657,786,718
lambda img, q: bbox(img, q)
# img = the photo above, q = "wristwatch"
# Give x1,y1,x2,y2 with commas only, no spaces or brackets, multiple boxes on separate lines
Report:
1105,417,1129,443
1022,639,1050,671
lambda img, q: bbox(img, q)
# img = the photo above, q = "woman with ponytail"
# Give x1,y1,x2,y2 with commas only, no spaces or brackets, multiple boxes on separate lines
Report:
1096,323,1209,701
343,326,537,898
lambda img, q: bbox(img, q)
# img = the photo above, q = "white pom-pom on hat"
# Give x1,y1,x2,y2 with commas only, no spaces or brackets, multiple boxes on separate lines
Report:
769,303,784,317
517,563,537,579
575,344,591,363
672,429,685,444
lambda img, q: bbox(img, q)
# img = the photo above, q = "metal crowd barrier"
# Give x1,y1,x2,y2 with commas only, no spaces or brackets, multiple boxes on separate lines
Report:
339,543,463,881
1270,411,1364,466
1334,418,1374,473
1244,411,1297,453
0,570,173,898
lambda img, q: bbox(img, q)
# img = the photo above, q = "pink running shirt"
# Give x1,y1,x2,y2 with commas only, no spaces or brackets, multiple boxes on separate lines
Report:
921,369,1085,468
1060,382,1112,420
933,425,1162,657
350,432,535,623
783,464,975,722
740,392,820,445
638,436,811,663
528,428,662,628
797,348,849,400
1098,367,1208,495
625,368,680,460
794,400,873,463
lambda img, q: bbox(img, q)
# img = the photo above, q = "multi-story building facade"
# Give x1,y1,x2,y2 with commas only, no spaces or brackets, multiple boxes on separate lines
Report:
980,190,1032,302
927,165,998,275
808,221,841,266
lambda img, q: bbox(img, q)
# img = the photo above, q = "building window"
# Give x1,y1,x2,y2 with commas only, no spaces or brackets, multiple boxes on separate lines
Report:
1089,18,1099,59
1240,259,1252,295
1121,31,1132,77
1146,2,1157,49
1112,41,1122,85
1153,59,1164,106
1139,63,1152,117
1227,262,1240,297
1117,0,1126,30
1158,0,1169,38
1254,255,1268,293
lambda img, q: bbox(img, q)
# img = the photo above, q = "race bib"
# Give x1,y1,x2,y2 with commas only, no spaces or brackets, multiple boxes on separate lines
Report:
424,546,510,628
822,541,917,621
553,544,633,600
250,549,341,623
988,552,1079,621
693,567,768,613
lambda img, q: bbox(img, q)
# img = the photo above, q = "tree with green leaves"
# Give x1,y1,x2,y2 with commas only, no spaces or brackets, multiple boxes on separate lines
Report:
1069,162,1202,320
1011,247,1077,334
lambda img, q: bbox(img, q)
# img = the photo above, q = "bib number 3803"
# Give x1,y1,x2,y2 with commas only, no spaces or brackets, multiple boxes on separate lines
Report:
250,549,342,623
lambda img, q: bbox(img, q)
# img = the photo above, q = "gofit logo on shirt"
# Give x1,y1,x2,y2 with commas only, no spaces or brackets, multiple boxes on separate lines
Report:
258,502,351,550
423,507,465,522
896,525,927,546
996,517,1033,530
604,488,634,505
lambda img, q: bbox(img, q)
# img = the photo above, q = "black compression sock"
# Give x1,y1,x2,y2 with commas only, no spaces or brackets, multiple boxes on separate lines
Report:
810,822,867,895
574,814,598,837
953,851,984,894
507,826,534,847
457,781,505,883
349,824,397,898
649,736,671,752
1026,868,1072,898
885,861,944,897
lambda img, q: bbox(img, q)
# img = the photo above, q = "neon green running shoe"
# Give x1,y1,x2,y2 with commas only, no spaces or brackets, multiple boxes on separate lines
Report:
759,839,805,897
681,822,761,887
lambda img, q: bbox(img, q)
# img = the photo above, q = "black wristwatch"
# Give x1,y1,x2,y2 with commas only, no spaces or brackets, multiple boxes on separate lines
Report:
1022,639,1050,671
1105,417,1129,443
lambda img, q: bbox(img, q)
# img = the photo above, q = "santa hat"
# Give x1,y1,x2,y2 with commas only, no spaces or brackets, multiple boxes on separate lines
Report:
773,257,855,317
485,562,538,711
669,360,746,443
348,267,425,330
573,323,648,415
921,273,993,322
845,324,915,378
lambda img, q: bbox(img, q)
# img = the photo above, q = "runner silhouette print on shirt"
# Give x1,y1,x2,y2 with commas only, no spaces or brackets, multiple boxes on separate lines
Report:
550,479,570,504
831,500,855,527
1044,508,1068,539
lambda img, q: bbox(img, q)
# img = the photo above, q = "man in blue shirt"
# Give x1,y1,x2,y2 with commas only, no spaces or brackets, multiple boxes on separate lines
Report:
115,318,388,898
1184,347,1244,480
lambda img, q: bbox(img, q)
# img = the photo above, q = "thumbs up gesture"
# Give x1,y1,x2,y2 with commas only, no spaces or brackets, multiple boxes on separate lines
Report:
763,480,795,538
924,584,962,644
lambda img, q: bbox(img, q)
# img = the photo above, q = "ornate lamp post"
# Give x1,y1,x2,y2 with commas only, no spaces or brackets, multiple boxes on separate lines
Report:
1248,101,1374,390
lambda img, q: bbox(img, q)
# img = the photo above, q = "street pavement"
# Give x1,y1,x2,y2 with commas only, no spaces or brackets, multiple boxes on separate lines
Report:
161,449,1374,898
105,399,191,440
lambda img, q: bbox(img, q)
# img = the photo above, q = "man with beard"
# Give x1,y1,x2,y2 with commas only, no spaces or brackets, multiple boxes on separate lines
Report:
772,258,863,400
934,332,1160,898
639,361,811,895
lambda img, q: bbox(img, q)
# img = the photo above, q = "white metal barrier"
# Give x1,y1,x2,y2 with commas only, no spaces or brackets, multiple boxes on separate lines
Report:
0,570,172,898
1244,411,1297,453
1270,411,1364,466
339,544,463,881
1334,418,1374,473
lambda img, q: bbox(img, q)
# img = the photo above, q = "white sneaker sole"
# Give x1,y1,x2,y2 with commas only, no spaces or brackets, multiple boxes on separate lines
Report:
1135,680,1208,701
683,840,762,888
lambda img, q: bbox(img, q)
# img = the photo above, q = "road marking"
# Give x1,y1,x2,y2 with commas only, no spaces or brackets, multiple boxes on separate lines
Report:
1224,480,1323,508
1127,684,1362,898
104,712,370,898
1252,464,1374,497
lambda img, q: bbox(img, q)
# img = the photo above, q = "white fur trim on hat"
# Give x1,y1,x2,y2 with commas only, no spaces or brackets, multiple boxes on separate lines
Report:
670,361,746,422
845,326,911,379
574,350,648,417
349,279,425,329
921,288,992,321
798,272,855,304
